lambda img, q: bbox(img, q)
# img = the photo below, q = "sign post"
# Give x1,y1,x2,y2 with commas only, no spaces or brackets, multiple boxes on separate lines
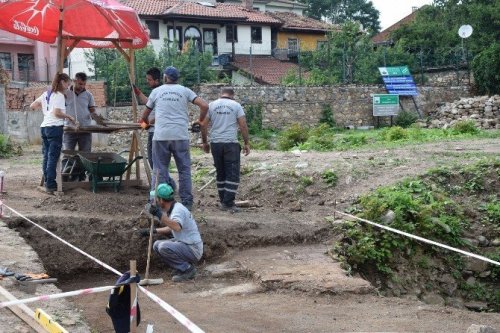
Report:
378,66,422,118
373,94,399,117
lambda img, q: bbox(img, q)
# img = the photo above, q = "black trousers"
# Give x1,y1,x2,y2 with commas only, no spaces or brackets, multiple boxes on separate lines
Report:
210,142,241,207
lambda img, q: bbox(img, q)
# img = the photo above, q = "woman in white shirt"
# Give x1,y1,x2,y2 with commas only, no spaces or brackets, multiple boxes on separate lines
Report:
30,73,75,194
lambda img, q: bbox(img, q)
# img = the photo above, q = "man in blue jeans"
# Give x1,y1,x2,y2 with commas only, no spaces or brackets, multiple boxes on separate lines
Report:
142,183,203,282
141,66,208,210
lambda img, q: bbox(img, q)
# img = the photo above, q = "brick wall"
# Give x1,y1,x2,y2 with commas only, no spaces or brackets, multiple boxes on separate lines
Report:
5,81,107,110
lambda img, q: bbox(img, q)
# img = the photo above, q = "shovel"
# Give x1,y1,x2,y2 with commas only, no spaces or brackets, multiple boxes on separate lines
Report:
139,170,164,286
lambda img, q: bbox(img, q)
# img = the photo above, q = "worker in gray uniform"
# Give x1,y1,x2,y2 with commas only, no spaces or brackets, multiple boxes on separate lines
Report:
201,87,250,213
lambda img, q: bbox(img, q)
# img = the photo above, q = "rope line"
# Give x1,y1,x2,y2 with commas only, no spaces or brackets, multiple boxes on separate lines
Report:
2,203,205,332
0,285,115,308
333,210,500,266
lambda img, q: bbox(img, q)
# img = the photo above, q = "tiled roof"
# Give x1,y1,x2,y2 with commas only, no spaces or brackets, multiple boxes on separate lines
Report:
268,11,338,32
372,8,420,44
123,0,281,24
166,2,247,19
121,0,177,16
231,55,307,85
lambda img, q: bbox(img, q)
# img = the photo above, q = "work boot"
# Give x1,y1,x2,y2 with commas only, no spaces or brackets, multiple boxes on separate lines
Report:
219,204,240,213
172,266,196,282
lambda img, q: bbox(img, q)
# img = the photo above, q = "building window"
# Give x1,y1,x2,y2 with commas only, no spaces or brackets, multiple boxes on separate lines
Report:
0,52,12,70
251,26,262,44
145,20,159,39
184,26,202,51
226,25,237,43
167,26,183,51
317,41,327,50
288,38,298,52
17,53,34,81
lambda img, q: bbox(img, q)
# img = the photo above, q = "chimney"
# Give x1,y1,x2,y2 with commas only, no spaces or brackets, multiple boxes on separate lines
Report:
244,0,253,11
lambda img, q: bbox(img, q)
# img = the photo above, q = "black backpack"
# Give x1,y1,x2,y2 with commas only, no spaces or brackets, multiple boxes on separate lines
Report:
106,272,141,333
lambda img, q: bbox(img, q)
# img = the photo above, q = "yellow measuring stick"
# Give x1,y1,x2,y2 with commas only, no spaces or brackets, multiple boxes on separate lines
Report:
34,308,68,333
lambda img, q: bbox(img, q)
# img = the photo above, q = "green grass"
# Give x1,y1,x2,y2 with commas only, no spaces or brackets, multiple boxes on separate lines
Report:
335,158,499,274
270,124,500,152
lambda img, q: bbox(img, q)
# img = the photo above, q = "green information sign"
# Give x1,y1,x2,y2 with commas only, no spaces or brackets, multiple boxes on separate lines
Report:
378,66,410,77
373,94,399,116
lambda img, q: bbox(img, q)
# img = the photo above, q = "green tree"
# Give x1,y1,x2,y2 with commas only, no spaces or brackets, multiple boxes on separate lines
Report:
299,0,381,33
85,41,217,104
389,0,500,92
390,1,500,59
284,21,420,86
471,43,500,94
85,46,161,104
159,39,216,88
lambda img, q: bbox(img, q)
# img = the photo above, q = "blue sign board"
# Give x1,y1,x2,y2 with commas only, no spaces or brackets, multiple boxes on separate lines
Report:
379,67,418,96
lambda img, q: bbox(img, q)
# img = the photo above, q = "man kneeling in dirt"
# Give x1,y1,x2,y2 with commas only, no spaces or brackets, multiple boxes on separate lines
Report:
143,183,203,282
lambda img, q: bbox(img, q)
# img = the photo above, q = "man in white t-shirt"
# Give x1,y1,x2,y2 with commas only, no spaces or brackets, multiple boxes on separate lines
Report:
141,66,208,211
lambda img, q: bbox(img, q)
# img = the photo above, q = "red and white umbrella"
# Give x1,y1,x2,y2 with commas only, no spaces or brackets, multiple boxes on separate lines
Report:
0,0,149,49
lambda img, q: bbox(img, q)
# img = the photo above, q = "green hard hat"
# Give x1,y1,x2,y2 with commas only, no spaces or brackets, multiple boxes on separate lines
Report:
150,183,174,200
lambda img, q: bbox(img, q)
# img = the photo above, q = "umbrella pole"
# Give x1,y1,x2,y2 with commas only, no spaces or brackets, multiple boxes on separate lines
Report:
56,6,65,74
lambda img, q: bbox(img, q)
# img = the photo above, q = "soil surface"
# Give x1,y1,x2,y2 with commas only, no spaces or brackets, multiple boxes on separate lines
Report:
1,138,499,332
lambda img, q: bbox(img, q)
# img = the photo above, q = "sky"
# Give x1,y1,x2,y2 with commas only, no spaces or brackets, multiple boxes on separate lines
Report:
371,0,434,30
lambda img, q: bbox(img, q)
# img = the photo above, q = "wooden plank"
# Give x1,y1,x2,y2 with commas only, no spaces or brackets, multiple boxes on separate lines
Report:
126,133,137,181
134,130,151,187
0,285,46,333
34,308,68,333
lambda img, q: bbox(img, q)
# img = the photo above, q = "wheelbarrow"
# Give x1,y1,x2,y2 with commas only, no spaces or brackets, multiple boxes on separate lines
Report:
77,152,143,193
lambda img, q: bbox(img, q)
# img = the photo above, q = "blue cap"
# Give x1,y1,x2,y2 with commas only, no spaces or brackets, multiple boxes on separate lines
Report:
164,66,179,81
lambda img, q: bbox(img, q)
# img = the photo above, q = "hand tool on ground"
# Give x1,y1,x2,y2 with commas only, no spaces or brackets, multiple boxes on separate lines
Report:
139,170,164,286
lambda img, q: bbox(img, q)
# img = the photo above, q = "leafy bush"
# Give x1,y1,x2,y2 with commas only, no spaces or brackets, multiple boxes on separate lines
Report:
245,103,263,135
472,43,500,95
322,169,338,187
451,120,479,135
394,110,419,128
481,199,500,224
319,105,336,127
0,135,21,158
339,134,368,148
338,178,466,273
381,126,409,141
278,123,309,151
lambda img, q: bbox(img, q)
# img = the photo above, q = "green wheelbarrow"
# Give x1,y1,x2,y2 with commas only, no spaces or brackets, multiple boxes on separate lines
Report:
77,152,143,193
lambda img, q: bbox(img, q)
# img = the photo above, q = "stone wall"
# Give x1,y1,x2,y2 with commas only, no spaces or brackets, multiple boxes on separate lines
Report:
427,95,500,130
4,83,472,143
422,70,472,87
196,84,471,129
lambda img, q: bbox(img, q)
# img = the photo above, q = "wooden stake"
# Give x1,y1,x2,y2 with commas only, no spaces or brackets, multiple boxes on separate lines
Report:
129,260,137,333
145,170,159,281
0,285,46,333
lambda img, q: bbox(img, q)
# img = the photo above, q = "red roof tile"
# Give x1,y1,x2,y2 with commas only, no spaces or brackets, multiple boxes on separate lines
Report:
268,11,338,32
123,0,281,24
121,0,177,16
372,8,421,44
232,55,306,85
